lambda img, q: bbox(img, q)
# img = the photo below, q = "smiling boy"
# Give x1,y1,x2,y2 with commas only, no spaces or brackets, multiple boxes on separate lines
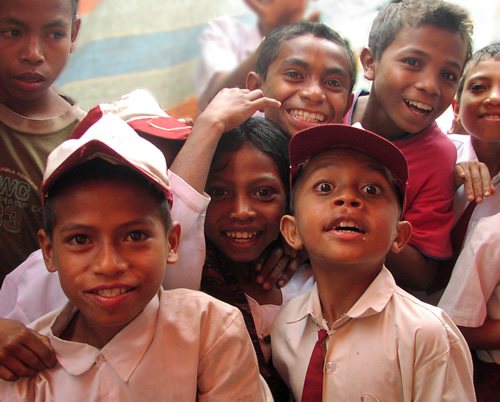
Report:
344,0,473,291
247,21,355,136
0,114,272,400
272,124,475,401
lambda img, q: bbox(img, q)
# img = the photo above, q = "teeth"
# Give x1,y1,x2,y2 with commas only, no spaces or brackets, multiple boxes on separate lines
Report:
290,109,325,123
336,221,362,233
225,231,257,243
405,100,432,112
96,288,129,297
484,114,500,119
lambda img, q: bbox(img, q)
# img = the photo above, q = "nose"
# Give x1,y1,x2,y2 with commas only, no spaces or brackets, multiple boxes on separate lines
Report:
229,195,256,221
415,72,440,96
332,189,362,208
92,241,127,276
21,35,44,65
299,80,326,103
485,86,500,105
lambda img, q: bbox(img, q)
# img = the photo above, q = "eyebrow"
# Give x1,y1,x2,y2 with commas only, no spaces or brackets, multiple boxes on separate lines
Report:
2,16,69,30
282,57,349,77
404,48,463,71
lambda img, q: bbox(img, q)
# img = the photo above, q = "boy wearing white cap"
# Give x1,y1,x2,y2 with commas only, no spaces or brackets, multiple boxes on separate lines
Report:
0,114,272,400
272,124,475,401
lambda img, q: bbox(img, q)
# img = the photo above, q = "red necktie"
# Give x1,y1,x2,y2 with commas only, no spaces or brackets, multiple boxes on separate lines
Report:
430,201,477,293
301,329,328,402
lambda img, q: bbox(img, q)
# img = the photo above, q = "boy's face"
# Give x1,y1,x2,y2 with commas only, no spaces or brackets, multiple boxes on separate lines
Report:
281,150,410,270
248,34,354,136
364,24,467,136
205,144,287,264
454,58,500,143
38,178,180,346
0,0,79,110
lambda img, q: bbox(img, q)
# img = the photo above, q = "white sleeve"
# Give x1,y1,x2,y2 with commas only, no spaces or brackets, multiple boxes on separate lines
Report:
163,171,210,291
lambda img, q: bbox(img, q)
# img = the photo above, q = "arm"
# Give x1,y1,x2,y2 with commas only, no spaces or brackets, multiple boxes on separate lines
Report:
459,320,500,350
0,319,55,381
170,87,280,194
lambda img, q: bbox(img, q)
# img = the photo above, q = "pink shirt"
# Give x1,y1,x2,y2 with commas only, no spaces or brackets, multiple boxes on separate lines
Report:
272,268,475,401
0,289,272,401
439,213,500,364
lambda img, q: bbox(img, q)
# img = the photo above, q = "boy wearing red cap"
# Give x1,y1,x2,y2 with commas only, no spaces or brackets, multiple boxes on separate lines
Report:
272,124,474,401
0,113,272,400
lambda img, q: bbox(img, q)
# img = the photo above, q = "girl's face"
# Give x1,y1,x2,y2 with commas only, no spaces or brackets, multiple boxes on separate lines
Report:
205,144,287,264
455,58,500,143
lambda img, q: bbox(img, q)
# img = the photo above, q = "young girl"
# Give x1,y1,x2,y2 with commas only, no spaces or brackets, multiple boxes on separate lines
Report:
200,117,313,401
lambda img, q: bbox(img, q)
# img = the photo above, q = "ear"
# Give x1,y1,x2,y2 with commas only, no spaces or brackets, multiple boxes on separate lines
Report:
247,71,264,91
166,222,181,265
452,98,461,123
390,220,412,254
38,229,57,273
70,18,81,53
280,215,304,251
360,47,376,81
342,92,355,118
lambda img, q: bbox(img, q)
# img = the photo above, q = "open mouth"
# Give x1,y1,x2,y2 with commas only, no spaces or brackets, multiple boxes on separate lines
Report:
405,100,433,115
483,114,500,119
225,231,259,243
333,221,366,234
289,109,326,123
93,287,131,297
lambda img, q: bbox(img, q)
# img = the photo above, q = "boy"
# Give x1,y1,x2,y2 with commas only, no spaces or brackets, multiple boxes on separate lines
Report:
343,0,473,291
194,0,318,111
0,113,272,400
0,0,85,283
273,123,475,401
246,21,355,136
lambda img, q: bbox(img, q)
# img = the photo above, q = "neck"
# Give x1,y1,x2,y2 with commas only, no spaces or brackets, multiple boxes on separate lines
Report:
1,88,70,118
312,261,381,326
471,136,500,177
354,90,407,139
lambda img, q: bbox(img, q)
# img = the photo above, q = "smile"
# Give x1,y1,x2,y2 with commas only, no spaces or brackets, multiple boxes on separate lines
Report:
405,100,433,115
93,287,131,297
225,231,258,243
289,109,326,123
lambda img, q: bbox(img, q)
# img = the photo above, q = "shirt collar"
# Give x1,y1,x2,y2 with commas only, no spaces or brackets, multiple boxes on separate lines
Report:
285,267,397,329
49,293,160,381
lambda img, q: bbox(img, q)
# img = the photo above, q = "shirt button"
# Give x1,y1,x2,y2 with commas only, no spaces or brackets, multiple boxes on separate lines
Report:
326,361,336,373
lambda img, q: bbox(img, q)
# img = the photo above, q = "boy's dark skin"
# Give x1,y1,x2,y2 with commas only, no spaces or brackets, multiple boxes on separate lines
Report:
348,1,472,291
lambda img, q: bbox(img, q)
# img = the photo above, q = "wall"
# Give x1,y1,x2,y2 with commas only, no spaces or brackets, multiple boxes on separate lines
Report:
56,0,254,115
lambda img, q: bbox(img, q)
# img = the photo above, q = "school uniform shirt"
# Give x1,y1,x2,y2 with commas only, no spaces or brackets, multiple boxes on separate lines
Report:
439,213,500,364
449,134,500,238
272,267,475,402
0,171,210,324
193,16,262,97
0,289,273,401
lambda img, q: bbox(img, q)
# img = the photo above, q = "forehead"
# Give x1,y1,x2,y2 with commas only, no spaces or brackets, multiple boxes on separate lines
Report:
271,34,351,75
0,0,73,23
387,24,467,70
465,57,500,81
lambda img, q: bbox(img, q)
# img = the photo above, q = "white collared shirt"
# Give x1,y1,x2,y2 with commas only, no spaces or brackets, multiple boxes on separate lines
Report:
272,267,475,401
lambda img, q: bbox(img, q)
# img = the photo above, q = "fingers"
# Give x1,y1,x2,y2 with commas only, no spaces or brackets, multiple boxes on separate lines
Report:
456,161,493,203
255,247,285,288
0,320,56,381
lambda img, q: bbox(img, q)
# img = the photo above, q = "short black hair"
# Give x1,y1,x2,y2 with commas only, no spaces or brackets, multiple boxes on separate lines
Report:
456,43,500,103
368,0,473,63
211,117,290,208
71,0,79,21
255,21,356,93
43,158,172,239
